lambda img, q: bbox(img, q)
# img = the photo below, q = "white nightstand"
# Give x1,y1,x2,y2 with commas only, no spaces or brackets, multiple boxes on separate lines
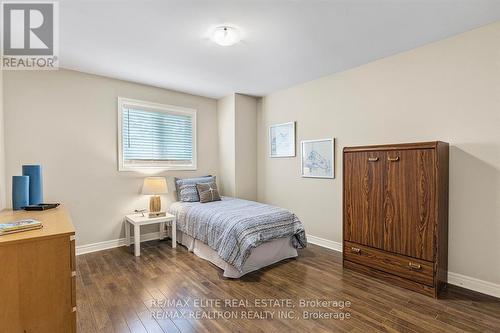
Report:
124,212,176,256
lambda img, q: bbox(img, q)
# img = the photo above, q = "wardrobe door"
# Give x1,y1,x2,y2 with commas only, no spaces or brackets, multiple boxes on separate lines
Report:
344,151,384,248
383,149,435,261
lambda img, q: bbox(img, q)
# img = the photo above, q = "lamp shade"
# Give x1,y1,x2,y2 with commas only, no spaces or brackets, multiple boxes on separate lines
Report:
142,177,168,195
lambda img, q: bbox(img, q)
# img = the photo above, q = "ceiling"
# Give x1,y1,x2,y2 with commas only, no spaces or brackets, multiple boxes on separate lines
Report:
59,0,500,99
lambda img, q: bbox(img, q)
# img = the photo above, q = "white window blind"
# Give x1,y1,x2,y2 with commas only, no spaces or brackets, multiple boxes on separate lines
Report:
118,98,196,171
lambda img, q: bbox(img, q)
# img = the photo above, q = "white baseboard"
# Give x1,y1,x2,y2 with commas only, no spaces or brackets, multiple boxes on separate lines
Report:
306,234,343,252
448,271,500,298
77,232,500,299
76,231,166,255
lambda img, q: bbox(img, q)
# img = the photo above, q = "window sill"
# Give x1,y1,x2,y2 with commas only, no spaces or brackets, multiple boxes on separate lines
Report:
118,165,197,172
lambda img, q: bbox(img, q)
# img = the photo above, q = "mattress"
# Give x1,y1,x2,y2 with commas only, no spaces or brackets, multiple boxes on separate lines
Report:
169,197,305,271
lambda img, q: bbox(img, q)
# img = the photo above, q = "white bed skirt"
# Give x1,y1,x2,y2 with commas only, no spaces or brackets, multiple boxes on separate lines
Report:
176,230,298,278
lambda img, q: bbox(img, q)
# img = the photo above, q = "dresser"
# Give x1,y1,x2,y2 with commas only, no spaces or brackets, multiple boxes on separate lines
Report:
343,141,448,297
0,206,76,332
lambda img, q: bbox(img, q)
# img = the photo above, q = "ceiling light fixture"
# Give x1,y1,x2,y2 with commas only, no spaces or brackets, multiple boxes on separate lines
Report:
211,26,240,46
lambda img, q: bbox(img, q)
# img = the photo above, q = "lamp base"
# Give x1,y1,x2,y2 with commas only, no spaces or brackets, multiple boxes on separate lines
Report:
149,195,161,213
148,211,166,218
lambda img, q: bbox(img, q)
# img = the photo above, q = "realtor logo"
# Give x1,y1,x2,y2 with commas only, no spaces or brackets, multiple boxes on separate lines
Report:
1,1,59,69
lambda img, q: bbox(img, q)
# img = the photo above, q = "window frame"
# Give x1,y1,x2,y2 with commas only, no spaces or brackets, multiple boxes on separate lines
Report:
117,97,197,171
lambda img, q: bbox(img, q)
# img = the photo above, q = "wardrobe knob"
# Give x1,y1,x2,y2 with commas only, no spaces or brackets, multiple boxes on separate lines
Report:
351,247,361,254
388,156,399,162
408,262,421,270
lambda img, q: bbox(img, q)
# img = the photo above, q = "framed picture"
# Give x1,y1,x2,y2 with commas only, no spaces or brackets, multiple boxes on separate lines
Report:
269,121,296,157
301,138,335,178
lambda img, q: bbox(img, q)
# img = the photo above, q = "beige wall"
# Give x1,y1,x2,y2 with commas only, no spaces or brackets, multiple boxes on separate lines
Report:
0,69,5,210
235,94,257,200
217,93,258,200
3,69,218,246
257,22,500,285
217,94,236,196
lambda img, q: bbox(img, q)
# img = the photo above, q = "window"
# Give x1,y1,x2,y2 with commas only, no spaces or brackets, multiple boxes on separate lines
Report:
118,98,197,171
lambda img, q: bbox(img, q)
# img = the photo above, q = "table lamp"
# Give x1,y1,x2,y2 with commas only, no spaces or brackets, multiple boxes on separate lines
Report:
142,177,168,217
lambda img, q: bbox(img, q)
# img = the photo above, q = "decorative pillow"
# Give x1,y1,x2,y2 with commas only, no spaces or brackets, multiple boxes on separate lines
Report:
196,182,221,203
175,176,215,202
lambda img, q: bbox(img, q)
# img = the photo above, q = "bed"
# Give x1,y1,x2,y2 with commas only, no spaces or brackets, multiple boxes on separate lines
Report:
169,197,306,278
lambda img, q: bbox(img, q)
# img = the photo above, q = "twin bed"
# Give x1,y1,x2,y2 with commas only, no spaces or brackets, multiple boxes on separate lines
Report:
169,196,306,278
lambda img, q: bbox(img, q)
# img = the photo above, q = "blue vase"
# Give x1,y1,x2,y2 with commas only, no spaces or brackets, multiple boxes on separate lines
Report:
12,176,29,210
22,165,43,205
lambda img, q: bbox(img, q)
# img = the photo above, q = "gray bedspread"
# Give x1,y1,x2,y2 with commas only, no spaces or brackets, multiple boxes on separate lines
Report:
169,197,306,271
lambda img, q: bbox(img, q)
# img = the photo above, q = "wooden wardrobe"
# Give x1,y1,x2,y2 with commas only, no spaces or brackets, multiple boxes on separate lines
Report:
343,141,448,297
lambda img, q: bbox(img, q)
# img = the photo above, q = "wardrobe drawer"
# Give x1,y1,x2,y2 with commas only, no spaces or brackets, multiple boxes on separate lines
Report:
344,241,434,286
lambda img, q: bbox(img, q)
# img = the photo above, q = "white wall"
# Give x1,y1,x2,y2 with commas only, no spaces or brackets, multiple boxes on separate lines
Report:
257,22,500,285
3,69,218,246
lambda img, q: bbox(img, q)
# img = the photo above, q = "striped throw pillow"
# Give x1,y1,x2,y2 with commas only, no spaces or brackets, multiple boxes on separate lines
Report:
175,176,215,202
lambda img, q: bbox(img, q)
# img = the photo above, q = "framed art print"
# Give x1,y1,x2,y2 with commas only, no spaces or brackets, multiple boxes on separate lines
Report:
269,121,295,157
301,138,334,178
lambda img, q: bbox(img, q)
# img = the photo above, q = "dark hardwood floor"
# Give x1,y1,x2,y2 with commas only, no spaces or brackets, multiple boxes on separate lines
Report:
76,240,500,333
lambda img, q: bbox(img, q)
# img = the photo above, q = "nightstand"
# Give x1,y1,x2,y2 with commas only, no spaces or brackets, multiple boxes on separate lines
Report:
124,212,176,256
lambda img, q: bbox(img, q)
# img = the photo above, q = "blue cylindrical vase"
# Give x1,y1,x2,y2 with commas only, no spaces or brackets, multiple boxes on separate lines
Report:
22,165,43,205
12,176,29,210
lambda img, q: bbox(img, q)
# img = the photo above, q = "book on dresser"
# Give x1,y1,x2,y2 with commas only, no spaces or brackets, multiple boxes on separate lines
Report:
0,219,42,235
343,141,449,298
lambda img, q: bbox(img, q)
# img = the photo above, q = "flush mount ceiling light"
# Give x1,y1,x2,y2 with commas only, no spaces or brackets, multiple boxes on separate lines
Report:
211,26,240,46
